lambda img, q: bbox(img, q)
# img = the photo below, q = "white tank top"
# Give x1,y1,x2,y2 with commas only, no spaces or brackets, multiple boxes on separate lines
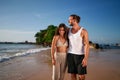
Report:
68,27,84,55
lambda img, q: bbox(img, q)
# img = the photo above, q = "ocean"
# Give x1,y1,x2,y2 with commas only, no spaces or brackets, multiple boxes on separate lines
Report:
0,43,120,80
0,43,120,62
0,43,50,62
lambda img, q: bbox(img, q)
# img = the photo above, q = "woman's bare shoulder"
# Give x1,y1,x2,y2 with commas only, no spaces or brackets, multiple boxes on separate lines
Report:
53,35,59,40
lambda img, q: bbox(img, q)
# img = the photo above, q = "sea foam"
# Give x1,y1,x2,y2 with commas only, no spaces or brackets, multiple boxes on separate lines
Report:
0,47,51,62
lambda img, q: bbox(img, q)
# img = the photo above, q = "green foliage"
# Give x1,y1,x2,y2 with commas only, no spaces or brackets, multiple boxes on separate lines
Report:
35,25,57,45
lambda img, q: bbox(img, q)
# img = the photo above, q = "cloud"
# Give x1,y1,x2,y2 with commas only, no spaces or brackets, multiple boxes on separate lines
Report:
0,29,36,42
34,13,41,18
0,29,35,34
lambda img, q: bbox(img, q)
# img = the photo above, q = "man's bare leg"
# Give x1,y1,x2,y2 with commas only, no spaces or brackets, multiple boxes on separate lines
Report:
71,74,77,80
78,75,85,80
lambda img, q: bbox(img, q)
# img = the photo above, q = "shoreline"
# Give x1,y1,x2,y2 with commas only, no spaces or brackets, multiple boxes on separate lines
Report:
0,49,52,80
0,49,120,80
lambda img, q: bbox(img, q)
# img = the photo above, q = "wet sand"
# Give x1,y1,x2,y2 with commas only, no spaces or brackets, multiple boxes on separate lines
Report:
0,49,120,80
86,49,120,80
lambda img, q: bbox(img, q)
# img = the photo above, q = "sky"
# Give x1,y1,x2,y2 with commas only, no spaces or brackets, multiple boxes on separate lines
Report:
0,0,120,44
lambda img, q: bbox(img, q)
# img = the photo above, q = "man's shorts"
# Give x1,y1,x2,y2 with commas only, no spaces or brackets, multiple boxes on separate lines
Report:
67,53,87,75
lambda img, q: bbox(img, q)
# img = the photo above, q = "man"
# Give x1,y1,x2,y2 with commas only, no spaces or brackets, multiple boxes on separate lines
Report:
67,14,89,80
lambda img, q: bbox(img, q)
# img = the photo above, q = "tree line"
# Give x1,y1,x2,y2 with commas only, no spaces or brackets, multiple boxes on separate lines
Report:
35,25,57,46
34,25,102,49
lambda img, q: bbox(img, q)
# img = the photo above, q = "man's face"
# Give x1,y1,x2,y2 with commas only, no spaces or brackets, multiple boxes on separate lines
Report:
68,16,74,26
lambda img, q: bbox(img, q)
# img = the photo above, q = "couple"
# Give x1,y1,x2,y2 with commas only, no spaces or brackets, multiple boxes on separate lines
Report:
51,14,89,80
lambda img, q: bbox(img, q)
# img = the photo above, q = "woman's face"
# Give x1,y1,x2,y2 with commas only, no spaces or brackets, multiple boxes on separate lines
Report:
59,27,65,36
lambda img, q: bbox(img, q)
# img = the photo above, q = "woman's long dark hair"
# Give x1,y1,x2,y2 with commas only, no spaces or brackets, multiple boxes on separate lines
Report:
55,23,68,40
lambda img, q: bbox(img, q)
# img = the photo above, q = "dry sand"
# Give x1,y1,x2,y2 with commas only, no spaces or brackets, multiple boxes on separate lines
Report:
0,49,120,80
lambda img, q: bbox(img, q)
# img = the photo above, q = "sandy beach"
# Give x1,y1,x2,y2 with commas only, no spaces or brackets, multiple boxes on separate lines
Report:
0,49,120,80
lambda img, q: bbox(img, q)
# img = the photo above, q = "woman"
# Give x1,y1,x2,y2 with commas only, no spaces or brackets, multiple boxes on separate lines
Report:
51,23,68,80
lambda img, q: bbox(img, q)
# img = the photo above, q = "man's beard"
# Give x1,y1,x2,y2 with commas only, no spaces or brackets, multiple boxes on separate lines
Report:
69,23,73,26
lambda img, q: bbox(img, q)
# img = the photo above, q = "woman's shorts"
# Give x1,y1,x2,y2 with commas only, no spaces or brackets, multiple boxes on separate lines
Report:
67,53,87,75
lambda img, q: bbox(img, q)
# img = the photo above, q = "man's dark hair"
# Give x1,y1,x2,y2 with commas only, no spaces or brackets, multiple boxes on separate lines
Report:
70,14,81,23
